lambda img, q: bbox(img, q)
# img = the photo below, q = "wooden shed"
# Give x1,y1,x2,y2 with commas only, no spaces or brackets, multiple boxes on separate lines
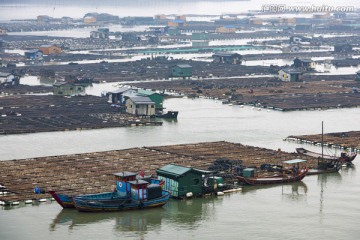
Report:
172,64,192,78
156,164,210,198
39,44,62,55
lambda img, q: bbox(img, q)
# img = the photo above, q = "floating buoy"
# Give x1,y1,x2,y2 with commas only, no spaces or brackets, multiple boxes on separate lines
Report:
216,191,224,196
39,199,47,202
50,198,55,201
186,192,193,198
0,201,5,205
11,201,20,205
25,200,33,204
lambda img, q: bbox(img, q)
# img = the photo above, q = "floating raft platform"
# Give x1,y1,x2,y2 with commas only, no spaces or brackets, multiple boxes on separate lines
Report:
286,131,360,153
0,141,318,206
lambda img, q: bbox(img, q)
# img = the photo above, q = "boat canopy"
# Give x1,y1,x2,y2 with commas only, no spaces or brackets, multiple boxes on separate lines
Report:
283,159,307,164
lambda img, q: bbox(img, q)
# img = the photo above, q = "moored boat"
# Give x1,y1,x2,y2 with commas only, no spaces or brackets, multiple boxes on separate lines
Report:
50,171,164,208
307,159,345,175
237,159,308,186
296,148,357,164
154,110,178,119
73,180,170,212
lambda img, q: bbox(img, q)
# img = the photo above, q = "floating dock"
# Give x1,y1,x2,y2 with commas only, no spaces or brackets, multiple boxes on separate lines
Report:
286,131,360,153
0,141,318,206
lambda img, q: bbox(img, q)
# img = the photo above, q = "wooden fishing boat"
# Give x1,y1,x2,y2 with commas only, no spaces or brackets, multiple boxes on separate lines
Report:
73,180,170,212
155,110,178,119
237,168,308,186
49,191,131,209
237,159,308,186
307,159,344,175
296,148,357,163
50,171,164,208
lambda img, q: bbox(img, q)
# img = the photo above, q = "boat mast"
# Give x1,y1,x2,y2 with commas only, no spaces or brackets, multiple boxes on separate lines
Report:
321,121,324,162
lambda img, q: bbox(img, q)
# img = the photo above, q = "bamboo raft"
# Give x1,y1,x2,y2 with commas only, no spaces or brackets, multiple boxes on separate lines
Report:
0,141,318,206
286,131,360,153
0,95,161,135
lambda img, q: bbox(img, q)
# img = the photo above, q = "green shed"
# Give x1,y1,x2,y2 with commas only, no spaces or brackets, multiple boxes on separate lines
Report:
53,82,85,96
156,164,210,198
137,89,164,109
172,64,192,78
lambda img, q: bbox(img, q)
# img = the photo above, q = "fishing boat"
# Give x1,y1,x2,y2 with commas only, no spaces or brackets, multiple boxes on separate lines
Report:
73,180,170,212
154,110,178,119
296,148,357,164
50,171,163,208
237,159,308,186
307,159,344,175
296,121,357,164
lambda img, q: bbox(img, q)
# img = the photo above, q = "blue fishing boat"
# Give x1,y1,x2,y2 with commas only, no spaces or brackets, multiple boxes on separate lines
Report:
73,180,170,212
50,172,164,208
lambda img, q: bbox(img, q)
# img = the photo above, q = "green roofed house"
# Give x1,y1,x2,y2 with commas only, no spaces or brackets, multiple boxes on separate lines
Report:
156,164,212,198
137,89,164,110
172,64,192,79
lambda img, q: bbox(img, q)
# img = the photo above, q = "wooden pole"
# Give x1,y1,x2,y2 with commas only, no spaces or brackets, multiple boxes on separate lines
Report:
322,121,324,162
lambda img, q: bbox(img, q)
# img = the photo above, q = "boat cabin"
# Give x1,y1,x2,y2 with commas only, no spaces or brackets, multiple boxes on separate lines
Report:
283,159,307,174
113,171,137,197
129,180,149,201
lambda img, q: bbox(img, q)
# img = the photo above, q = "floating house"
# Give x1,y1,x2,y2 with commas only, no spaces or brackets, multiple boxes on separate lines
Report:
125,96,155,116
0,72,19,86
172,64,192,78
212,52,242,65
168,19,185,27
24,50,43,60
53,82,86,96
293,58,316,70
156,164,211,198
356,71,360,81
39,45,62,55
137,89,164,110
278,68,303,82
107,87,135,104
215,25,236,33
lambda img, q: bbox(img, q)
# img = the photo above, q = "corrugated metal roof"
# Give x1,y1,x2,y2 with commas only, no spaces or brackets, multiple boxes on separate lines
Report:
175,64,192,68
0,72,12,77
283,159,307,164
108,87,132,94
128,96,154,104
137,89,159,96
157,164,192,176
129,180,149,185
113,171,137,177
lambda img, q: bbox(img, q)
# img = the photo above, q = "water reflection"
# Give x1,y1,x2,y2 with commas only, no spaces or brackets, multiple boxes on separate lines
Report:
50,208,163,232
162,198,219,229
241,182,308,201
50,197,219,232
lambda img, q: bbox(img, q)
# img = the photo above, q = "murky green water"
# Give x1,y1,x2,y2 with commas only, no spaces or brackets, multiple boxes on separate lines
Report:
1,169,359,240
1,97,360,239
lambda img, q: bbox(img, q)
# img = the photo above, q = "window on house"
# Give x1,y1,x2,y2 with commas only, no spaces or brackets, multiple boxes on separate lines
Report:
151,105,154,108
136,105,139,108
193,178,200,185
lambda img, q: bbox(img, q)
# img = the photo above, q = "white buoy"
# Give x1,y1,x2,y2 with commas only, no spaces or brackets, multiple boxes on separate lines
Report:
186,192,193,198
0,201,5,205
50,198,55,201
11,201,20,205
39,199,47,202
25,200,33,204
216,191,224,196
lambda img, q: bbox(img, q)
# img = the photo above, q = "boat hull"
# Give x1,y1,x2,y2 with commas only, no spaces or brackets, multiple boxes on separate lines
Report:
73,190,170,212
49,191,75,208
237,168,308,186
